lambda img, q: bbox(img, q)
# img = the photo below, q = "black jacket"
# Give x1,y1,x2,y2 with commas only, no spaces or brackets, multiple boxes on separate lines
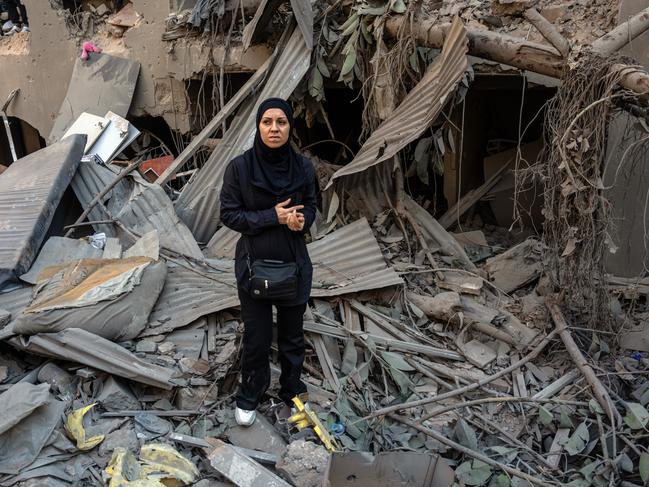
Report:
220,151,317,305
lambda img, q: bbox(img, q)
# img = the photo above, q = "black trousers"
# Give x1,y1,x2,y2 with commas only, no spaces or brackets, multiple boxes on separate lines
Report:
236,290,307,410
5,0,28,26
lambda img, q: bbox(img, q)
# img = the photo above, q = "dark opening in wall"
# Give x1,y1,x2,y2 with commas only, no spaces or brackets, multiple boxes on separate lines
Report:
185,72,254,135
293,88,364,166
0,117,45,168
431,74,556,233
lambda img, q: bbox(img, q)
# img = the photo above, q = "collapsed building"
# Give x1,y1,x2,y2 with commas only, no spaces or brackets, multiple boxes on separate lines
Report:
0,0,649,486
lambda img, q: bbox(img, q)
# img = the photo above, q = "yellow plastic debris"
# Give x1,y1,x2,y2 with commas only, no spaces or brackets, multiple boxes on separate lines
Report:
140,443,200,486
288,397,340,452
104,444,198,487
65,403,105,451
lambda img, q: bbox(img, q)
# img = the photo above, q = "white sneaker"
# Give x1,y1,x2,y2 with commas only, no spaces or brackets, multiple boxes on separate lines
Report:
2,20,14,32
21,25,29,33
6,25,19,35
235,407,256,426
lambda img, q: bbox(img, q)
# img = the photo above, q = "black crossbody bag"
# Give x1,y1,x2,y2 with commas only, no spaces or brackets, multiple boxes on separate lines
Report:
244,233,299,300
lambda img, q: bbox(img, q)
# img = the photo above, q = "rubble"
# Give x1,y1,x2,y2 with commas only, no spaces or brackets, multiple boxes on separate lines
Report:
0,1,649,486
276,440,329,487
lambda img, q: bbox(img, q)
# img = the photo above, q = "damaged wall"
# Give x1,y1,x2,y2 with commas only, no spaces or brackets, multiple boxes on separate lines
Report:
0,0,271,139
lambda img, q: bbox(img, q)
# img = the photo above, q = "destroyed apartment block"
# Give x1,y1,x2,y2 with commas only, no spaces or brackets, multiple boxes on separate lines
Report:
1,0,649,486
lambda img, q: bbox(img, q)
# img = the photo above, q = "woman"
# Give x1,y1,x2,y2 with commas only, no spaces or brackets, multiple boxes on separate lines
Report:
220,98,316,426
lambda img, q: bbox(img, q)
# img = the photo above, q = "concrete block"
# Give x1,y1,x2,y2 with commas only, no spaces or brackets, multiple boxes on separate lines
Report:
97,376,140,411
227,413,287,457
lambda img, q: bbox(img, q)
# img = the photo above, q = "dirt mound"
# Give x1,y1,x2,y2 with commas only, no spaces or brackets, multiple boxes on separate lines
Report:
0,31,29,56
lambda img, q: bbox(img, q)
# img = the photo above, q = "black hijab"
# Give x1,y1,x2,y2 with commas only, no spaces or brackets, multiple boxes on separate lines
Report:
248,98,305,196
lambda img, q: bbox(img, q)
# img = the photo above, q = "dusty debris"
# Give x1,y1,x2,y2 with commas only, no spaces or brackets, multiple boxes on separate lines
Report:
275,440,329,487
1,3,649,487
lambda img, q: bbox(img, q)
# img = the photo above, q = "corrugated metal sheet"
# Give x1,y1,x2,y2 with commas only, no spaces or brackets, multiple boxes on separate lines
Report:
203,224,239,259
150,218,401,333
325,18,468,189
174,25,311,243
143,260,239,336
309,218,403,296
0,136,85,287
71,161,203,258
10,328,173,389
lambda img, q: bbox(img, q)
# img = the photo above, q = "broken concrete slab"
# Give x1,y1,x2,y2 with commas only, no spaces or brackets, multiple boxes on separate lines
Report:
276,440,329,487
463,340,497,369
97,376,140,412
207,438,292,487
226,413,287,457
48,54,140,144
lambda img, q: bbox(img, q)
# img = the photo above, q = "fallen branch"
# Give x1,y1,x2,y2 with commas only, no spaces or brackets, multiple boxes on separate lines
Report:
523,8,570,58
421,396,589,421
64,159,143,238
389,414,555,487
384,15,649,96
364,329,558,420
591,7,649,56
545,298,622,427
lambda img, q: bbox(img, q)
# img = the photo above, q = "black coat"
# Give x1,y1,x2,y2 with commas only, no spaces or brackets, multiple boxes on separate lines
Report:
220,151,317,306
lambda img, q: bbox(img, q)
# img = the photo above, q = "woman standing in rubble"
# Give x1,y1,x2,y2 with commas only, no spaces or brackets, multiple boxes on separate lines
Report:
220,98,316,426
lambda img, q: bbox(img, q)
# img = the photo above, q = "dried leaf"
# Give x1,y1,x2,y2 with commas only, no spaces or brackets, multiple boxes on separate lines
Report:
489,474,511,487
326,191,340,223
561,238,577,257
624,402,649,430
454,418,478,451
390,0,407,14
308,66,324,99
539,405,553,426
358,5,386,16
316,56,330,78
564,421,589,456
340,13,359,36
341,340,357,376
414,137,432,163
559,406,574,428
639,452,649,484
588,398,604,415
340,49,357,77
618,453,633,473
380,351,415,372
456,460,492,486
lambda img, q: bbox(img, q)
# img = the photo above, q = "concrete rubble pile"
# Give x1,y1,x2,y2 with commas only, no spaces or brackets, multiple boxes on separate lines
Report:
1,1,649,486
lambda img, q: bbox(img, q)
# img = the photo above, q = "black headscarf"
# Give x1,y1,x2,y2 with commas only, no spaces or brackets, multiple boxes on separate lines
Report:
248,98,305,196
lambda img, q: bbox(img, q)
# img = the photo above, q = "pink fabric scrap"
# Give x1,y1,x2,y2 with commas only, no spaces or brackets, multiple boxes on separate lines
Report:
81,42,102,60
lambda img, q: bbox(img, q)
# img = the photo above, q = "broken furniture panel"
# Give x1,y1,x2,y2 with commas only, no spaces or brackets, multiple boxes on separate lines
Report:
0,136,85,288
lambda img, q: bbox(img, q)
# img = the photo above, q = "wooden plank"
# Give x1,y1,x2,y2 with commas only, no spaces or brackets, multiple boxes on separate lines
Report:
310,333,340,391
532,369,580,400
547,428,570,468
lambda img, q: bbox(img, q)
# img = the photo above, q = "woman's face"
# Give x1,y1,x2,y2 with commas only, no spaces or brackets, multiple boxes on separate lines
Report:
259,108,290,148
